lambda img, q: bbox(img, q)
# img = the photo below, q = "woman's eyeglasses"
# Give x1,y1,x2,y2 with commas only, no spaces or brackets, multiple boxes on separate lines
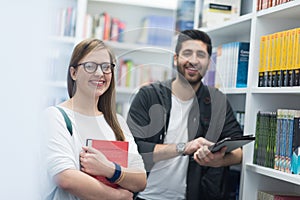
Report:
75,62,115,74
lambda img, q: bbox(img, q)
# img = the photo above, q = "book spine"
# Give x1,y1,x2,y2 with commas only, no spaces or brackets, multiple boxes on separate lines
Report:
103,12,111,40
257,190,275,200
274,109,282,170
236,42,250,88
273,32,280,87
259,36,266,87
270,33,275,87
263,35,269,87
253,111,261,165
287,29,295,86
175,0,195,32
280,109,288,171
267,34,274,87
277,31,285,87
292,110,300,174
215,45,223,89
268,112,277,168
285,110,295,173
294,28,300,86
282,31,289,87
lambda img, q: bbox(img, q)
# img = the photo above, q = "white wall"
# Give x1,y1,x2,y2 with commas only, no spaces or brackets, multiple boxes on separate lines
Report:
0,1,49,199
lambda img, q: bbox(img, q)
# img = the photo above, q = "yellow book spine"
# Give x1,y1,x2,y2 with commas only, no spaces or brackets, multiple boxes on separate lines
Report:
273,32,280,87
294,28,300,86
277,31,285,86
270,33,276,87
264,34,271,87
288,29,296,86
258,35,266,87
281,30,288,86
263,35,270,87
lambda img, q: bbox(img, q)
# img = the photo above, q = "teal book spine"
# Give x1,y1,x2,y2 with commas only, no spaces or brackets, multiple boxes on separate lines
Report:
236,42,250,88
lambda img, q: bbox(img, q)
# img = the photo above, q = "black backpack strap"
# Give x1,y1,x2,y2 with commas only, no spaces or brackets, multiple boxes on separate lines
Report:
56,106,73,136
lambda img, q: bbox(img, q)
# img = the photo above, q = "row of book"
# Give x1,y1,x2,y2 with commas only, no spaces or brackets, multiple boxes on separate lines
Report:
83,12,126,42
257,190,300,200
137,15,175,47
258,28,300,87
53,6,77,37
202,49,216,87
176,0,242,31
257,0,294,11
253,109,300,174
116,102,130,119
82,12,175,47
202,42,250,89
46,47,70,82
234,111,245,130
176,0,196,31
116,59,171,89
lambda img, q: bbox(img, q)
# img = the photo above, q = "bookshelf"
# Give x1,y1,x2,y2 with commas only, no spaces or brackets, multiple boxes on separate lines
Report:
47,0,178,117
194,0,300,199
47,0,300,198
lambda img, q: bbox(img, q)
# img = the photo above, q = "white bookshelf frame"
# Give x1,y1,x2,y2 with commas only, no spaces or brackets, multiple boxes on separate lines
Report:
194,0,300,199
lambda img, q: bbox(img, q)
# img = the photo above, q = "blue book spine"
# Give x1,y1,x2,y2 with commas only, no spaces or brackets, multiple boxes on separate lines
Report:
146,15,175,47
292,110,300,174
236,42,250,88
280,109,288,171
286,110,295,173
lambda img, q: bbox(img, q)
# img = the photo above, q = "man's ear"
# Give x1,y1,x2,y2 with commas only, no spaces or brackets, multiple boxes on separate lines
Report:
173,54,178,67
70,66,77,80
207,57,211,69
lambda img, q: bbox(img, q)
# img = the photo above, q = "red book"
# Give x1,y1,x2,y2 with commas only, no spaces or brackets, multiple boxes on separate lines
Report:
86,139,128,188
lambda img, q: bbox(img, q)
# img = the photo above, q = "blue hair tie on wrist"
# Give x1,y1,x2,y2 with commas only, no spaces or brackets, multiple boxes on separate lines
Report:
106,162,121,183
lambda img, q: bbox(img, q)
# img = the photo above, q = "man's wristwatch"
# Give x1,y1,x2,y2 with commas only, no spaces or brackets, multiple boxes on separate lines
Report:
176,143,186,155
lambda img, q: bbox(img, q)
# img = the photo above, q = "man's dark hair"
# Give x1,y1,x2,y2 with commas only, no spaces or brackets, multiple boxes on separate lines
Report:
175,29,212,57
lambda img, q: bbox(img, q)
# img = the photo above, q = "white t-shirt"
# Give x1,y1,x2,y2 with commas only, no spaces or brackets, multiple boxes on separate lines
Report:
138,95,193,200
42,106,145,200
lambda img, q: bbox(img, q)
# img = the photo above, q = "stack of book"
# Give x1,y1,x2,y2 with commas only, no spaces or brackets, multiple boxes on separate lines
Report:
82,12,126,42
213,42,250,89
253,109,300,174
202,47,216,87
258,28,300,87
116,59,171,89
257,0,294,11
53,6,77,37
257,190,300,200
137,15,175,47
176,0,196,32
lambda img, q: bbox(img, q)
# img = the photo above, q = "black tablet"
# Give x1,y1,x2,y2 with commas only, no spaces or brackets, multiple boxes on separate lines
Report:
208,135,255,153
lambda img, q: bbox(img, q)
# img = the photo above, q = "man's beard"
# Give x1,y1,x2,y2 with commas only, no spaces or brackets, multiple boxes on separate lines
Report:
177,64,203,86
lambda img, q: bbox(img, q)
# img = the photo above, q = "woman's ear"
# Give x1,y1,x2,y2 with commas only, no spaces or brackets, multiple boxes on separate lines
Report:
70,66,77,80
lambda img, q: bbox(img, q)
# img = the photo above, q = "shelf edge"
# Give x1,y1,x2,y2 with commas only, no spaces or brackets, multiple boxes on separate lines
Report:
246,163,300,186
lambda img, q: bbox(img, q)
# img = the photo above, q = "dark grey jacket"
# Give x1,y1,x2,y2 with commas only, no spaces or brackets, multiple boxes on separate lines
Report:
127,79,243,200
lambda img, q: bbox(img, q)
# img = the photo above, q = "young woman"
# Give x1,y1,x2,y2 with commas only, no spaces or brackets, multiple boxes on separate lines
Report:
44,38,146,200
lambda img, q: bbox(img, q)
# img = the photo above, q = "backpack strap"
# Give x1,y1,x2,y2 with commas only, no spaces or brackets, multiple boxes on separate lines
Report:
56,106,73,136
205,86,227,143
